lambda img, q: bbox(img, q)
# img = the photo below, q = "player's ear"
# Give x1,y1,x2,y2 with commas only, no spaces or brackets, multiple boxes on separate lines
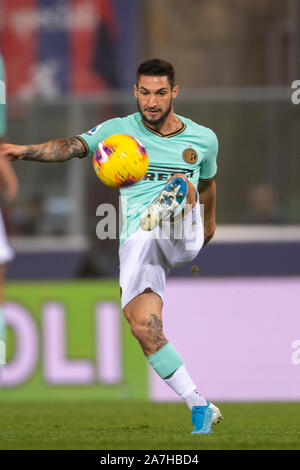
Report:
133,84,138,98
172,85,179,99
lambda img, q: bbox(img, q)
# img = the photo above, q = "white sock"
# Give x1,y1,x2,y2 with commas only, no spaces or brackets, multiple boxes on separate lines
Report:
185,389,208,408
164,364,207,408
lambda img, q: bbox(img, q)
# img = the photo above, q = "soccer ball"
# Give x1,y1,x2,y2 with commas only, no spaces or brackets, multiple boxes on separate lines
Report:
93,134,149,188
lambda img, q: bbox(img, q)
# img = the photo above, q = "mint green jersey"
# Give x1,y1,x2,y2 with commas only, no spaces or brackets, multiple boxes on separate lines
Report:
0,53,6,137
78,112,218,243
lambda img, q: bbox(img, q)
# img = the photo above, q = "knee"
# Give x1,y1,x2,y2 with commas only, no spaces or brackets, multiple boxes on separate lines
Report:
170,173,196,197
124,311,165,345
123,310,149,342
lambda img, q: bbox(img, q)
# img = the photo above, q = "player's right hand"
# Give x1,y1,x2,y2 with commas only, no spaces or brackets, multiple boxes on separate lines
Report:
0,143,26,161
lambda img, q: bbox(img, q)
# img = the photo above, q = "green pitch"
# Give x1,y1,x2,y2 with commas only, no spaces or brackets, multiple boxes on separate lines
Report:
0,401,299,450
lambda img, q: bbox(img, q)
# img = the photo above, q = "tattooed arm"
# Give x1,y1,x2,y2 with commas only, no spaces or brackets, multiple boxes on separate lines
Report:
1,137,87,163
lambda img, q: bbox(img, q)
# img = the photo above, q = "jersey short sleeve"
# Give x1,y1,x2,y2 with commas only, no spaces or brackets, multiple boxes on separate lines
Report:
77,118,123,157
0,54,6,137
198,129,218,181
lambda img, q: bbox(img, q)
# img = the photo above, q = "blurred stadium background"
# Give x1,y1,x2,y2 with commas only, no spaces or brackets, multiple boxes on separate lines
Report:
0,0,300,405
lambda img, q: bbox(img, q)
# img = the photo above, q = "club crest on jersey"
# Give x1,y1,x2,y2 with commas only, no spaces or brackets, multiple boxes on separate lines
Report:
182,148,198,164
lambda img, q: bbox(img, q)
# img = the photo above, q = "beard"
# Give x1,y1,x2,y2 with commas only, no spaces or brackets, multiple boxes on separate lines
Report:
137,99,172,127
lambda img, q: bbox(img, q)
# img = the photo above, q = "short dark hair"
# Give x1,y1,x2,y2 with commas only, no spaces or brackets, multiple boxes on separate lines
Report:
136,59,175,88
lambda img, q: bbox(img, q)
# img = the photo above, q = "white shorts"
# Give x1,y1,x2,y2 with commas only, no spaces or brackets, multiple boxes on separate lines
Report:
0,209,14,265
119,199,204,309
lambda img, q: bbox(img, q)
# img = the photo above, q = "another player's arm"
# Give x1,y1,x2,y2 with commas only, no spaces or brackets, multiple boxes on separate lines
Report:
197,178,216,247
1,137,87,163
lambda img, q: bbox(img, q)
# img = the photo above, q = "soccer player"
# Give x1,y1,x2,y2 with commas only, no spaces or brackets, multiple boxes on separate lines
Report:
0,51,19,372
1,59,222,433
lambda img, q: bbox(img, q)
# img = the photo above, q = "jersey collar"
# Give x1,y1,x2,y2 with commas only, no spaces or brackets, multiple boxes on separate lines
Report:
141,117,186,138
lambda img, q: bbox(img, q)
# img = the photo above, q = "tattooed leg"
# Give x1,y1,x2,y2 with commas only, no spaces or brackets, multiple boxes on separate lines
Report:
122,290,216,425
123,290,167,356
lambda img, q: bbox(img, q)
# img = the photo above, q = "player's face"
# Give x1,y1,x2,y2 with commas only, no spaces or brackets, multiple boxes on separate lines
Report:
134,75,179,126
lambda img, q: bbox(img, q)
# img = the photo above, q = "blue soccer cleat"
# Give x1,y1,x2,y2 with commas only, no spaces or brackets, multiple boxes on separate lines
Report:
140,176,187,231
191,402,213,434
